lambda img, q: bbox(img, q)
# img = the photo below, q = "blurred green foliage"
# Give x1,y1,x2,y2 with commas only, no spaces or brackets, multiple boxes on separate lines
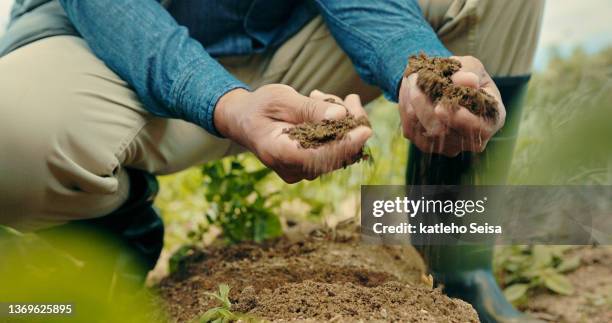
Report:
495,245,581,306
496,46,612,304
510,46,612,184
200,157,281,244
0,225,167,323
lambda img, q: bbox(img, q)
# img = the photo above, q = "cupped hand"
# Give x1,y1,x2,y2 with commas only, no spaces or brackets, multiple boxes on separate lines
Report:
399,55,506,157
214,84,372,183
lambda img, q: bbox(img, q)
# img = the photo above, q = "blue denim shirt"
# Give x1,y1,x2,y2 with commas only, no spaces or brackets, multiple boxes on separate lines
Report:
53,1,451,136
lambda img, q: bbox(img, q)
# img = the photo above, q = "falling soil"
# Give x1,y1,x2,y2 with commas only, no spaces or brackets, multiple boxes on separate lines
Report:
283,98,371,149
159,225,479,322
405,53,499,121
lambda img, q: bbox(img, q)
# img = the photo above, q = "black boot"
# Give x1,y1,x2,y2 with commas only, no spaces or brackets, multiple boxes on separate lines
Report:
407,76,540,323
37,169,164,287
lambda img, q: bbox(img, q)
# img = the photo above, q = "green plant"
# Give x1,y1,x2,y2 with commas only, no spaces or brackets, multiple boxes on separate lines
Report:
168,244,195,274
197,284,239,323
202,157,282,243
495,245,582,306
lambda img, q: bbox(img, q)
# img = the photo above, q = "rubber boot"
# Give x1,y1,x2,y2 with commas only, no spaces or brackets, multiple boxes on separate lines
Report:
407,76,539,323
37,169,165,290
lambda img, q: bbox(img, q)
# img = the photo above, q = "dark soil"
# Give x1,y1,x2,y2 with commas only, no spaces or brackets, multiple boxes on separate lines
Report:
283,99,371,149
159,226,479,322
405,53,499,121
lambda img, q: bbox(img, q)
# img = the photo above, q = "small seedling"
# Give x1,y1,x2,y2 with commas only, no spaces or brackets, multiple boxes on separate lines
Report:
197,284,261,323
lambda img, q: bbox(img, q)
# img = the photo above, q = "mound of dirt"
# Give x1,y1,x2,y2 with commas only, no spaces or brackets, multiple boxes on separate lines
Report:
240,281,476,322
159,227,479,322
405,53,499,121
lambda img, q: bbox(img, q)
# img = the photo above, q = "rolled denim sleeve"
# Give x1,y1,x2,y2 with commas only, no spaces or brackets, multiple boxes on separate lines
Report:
313,0,452,102
59,0,249,136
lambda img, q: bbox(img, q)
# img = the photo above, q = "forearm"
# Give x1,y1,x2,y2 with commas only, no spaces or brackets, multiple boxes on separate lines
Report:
314,0,451,101
59,0,248,136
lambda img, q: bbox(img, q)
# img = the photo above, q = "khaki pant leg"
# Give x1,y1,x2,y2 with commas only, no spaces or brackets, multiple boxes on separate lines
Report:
226,0,544,101
220,17,383,104
0,36,232,231
420,0,545,76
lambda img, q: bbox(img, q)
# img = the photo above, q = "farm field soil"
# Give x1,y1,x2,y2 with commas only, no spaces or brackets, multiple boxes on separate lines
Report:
159,226,479,322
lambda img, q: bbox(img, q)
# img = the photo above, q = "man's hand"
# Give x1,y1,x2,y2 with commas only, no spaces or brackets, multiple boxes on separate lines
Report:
214,84,372,183
399,56,506,157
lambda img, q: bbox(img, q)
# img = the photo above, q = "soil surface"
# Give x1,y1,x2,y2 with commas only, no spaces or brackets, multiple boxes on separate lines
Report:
524,246,612,323
159,226,479,322
405,53,499,121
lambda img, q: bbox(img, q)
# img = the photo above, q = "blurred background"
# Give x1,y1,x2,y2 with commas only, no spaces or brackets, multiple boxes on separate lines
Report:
1,1,611,321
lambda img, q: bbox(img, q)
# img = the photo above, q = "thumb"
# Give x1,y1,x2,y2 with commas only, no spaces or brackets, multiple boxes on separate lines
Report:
287,92,347,124
451,71,480,89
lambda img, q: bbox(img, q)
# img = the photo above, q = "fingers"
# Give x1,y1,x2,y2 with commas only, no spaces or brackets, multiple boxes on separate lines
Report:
451,71,480,89
308,126,372,175
398,56,505,156
344,94,368,118
309,89,344,105
406,74,448,136
480,85,506,130
267,89,372,183
450,55,487,81
309,90,368,118
447,56,505,146
287,90,347,123
401,100,465,157
273,124,372,183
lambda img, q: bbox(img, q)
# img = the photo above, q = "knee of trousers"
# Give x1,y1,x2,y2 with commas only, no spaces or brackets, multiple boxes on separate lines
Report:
0,38,136,230
422,0,546,76
0,106,132,231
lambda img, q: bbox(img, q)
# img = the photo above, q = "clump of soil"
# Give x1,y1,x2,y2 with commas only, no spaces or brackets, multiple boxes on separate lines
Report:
283,99,371,149
283,115,370,149
405,53,499,121
159,226,479,322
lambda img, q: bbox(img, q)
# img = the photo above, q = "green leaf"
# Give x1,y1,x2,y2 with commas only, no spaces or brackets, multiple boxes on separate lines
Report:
204,284,232,310
199,307,224,323
503,284,529,302
532,245,553,268
544,273,574,295
250,168,272,181
218,284,231,308
168,245,193,274
557,256,581,273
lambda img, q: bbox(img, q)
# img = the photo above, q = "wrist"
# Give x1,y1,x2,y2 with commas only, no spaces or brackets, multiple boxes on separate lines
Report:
214,88,250,139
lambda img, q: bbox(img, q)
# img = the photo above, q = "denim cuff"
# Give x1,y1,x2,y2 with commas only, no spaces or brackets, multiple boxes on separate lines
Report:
375,27,452,102
171,57,250,137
